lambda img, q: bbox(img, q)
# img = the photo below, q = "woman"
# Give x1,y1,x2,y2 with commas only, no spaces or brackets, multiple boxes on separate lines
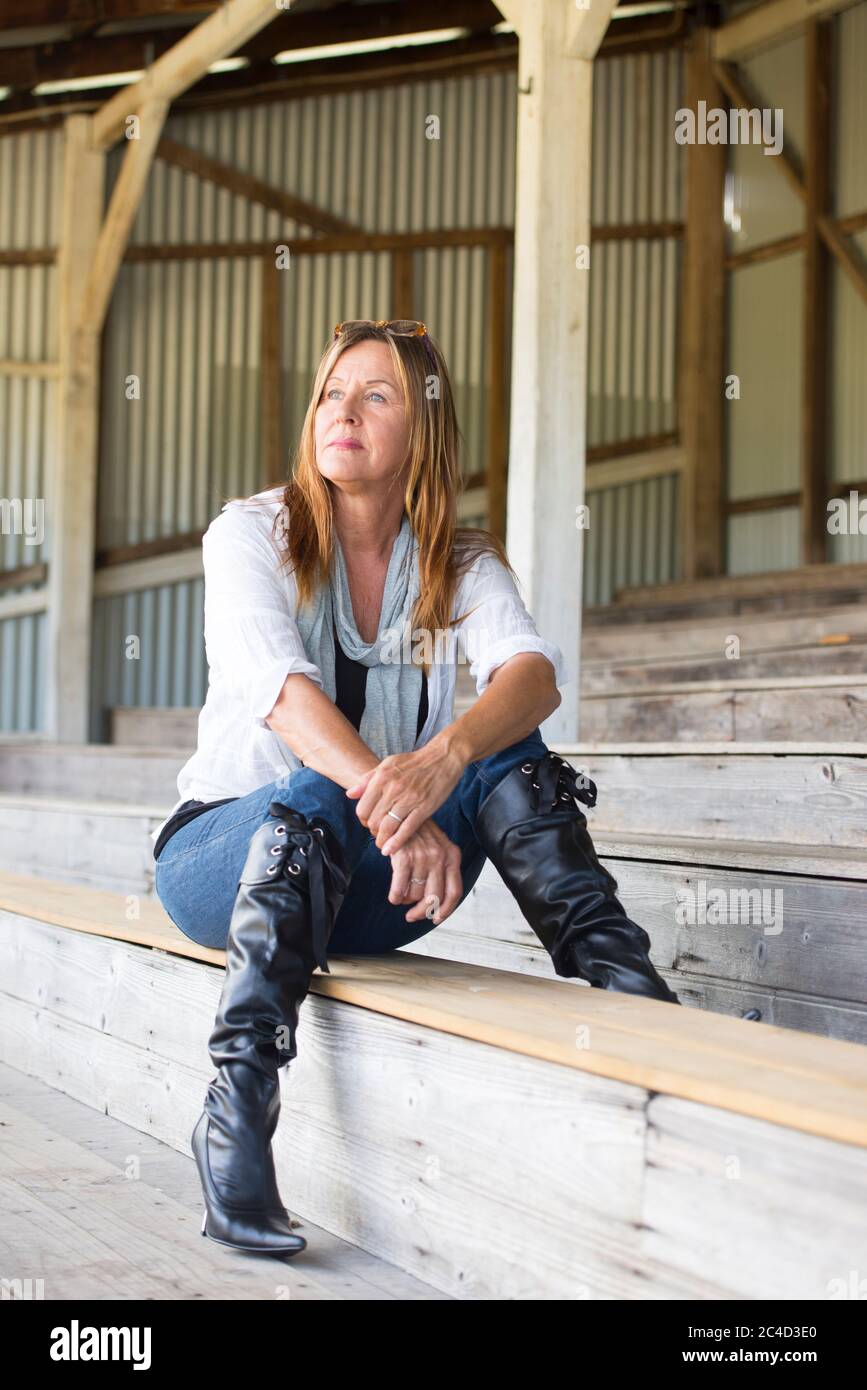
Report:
154,318,679,1263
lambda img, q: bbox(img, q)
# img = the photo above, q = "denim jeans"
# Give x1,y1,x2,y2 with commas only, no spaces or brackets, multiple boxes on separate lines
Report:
154,727,549,953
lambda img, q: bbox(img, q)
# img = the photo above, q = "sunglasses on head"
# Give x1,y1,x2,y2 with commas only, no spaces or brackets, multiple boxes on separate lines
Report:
333,319,438,372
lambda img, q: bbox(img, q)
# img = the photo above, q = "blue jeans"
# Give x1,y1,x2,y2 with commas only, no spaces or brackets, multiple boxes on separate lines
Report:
155,728,549,953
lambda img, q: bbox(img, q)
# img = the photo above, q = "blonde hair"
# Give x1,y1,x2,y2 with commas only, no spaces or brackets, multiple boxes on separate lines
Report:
225,321,517,676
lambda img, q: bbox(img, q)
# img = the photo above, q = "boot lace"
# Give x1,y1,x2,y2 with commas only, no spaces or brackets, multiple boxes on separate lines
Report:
265,802,349,975
519,752,598,815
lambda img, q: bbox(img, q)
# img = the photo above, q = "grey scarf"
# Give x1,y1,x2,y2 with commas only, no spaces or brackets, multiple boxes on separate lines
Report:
293,512,424,759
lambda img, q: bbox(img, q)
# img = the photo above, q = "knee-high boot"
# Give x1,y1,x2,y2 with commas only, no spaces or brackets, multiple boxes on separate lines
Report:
192,799,351,1258
475,751,680,1004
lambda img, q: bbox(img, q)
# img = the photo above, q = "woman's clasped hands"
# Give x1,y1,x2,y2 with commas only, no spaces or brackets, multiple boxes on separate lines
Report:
345,741,466,924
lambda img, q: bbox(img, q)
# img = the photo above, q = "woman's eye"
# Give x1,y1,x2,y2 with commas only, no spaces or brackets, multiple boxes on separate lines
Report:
325,388,385,402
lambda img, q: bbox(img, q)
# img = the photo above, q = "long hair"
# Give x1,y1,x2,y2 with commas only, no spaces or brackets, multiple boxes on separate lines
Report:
225,321,517,676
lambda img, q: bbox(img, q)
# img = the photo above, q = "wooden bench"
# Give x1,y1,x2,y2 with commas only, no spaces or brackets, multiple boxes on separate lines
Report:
2,868,867,1298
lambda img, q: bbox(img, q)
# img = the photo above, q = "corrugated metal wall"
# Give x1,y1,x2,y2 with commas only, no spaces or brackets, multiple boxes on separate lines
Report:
725,12,867,573
0,127,61,732
585,47,684,604
583,471,680,608
725,33,805,575
588,49,683,449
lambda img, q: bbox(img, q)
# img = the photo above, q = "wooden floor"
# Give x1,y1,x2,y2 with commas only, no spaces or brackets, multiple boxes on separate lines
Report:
0,1061,451,1301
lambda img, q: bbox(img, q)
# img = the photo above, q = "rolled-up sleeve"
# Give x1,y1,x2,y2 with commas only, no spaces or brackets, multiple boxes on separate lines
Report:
202,504,323,727
454,552,572,696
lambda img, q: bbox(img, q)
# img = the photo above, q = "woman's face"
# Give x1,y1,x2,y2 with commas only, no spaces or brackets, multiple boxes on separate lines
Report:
314,340,411,491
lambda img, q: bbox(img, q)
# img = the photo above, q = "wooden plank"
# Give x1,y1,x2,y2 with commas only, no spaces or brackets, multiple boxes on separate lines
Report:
124,227,514,261
586,444,684,492
801,18,832,566
111,705,198,748
586,430,678,463
713,0,861,63
680,29,726,579
610,558,867,607
579,682,867,743
643,1094,867,1301
156,135,362,235
582,598,867,662
3,883,867,1147
92,545,203,596
582,636,867,687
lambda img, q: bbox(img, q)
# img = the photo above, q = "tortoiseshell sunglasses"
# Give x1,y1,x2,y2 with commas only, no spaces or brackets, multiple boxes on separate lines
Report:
333,319,438,371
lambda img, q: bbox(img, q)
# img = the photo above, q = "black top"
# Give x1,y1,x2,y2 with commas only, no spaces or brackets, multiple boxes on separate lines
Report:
153,624,428,862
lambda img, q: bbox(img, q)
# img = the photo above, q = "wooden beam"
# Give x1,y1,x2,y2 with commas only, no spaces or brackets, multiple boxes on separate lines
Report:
486,240,508,542
713,0,861,64
801,18,832,567
818,214,867,308
725,491,802,515
79,98,170,336
680,30,726,580
725,231,805,270
712,61,805,203
123,227,513,261
155,135,362,236
0,563,48,594
95,530,206,570
587,431,678,464
45,114,105,743
91,0,280,150
260,256,283,490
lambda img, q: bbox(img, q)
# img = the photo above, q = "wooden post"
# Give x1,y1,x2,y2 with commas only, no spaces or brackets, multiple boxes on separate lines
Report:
486,241,508,542
260,254,283,488
391,249,414,319
45,116,105,743
680,28,727,580
801,18,832,566
495,0,617,743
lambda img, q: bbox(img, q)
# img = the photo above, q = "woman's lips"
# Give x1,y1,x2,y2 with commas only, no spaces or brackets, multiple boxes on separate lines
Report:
331,440,363,450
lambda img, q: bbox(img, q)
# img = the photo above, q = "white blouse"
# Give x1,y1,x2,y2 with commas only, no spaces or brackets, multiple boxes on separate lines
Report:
151,487,570,848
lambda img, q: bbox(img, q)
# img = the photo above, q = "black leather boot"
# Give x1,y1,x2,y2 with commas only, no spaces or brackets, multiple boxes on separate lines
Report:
475,751,680,1004
192,800,351,1258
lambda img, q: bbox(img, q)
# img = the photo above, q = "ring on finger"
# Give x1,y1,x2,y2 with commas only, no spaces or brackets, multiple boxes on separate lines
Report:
425,894,441,920
410,876,426,885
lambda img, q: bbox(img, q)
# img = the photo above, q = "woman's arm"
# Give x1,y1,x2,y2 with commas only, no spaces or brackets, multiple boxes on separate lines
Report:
264,673,381,790
438,651,561,766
